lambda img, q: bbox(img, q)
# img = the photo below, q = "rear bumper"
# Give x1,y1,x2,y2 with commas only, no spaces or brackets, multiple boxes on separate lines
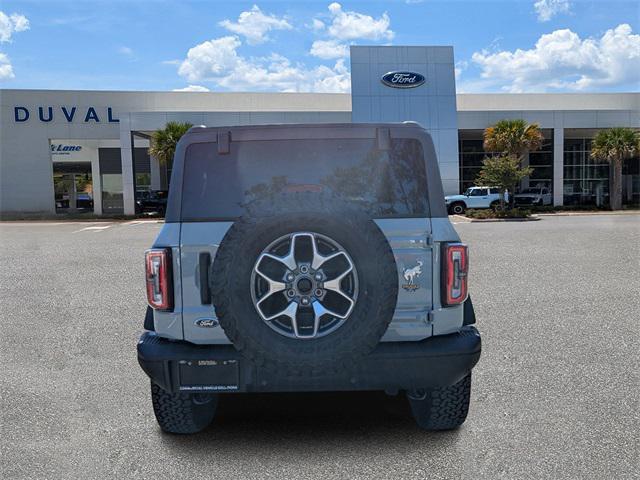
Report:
137,326,481,394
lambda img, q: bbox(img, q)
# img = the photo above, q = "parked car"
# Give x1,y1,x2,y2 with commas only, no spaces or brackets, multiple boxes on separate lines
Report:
514,187,552,206
136,190,168,215
54,192,93,210
445,186,506,214
76,192,94,209
137,123,481,434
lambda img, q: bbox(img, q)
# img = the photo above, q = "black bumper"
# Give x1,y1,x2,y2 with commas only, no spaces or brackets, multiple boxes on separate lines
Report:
138,327,481,394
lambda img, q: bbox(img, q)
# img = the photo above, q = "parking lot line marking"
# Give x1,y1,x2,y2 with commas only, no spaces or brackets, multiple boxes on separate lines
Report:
124,220,163,226
72,225,112,233
0,221,97,226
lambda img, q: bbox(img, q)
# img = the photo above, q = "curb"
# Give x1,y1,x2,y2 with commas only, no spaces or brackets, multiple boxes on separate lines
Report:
536,211,640,217
0,218,164,224
450,214,540,223
464,216,541,223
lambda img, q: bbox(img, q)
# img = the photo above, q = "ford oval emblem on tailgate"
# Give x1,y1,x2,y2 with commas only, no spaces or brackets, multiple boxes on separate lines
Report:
381,71,426,89
195,318,219,328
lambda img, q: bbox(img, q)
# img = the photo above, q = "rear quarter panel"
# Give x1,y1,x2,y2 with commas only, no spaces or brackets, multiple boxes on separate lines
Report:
180,222,234,344
374,218,433,341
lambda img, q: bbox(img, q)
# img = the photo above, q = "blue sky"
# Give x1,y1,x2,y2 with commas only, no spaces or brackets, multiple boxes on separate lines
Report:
0,0,638,93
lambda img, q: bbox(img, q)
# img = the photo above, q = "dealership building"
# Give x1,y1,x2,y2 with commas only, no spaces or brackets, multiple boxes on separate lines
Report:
1,45,638,216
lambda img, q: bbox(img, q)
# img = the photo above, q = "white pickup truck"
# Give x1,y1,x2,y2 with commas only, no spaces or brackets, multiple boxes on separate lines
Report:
514,187,552,206
445,187,506,215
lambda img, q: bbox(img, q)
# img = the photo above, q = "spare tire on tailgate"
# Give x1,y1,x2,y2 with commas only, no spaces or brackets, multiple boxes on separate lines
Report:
210,193,398,376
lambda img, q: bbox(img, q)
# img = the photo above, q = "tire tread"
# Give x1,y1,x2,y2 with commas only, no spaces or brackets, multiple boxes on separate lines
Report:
150,382,216,434
408,374,471,431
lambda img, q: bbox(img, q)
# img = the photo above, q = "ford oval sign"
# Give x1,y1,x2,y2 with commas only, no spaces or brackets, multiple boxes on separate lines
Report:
381,71,425,89
195,318,219,328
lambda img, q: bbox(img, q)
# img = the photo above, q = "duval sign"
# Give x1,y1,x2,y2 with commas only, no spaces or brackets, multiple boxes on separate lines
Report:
13,106,119,123
381,71,426,89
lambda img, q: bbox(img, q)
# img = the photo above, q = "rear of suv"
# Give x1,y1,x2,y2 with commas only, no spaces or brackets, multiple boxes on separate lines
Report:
138,123,481,433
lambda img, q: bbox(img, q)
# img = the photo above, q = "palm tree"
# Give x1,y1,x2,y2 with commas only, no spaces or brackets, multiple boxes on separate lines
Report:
148,121,193,166
483,119,544,159
590,127,640,210
483,119,544,208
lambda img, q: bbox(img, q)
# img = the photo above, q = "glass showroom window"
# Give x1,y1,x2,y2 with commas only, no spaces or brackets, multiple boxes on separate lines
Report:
101,174,124,213
528,132,553,193
622,156,640,206
459,131,553,194
459,137,488,193
563,138,610,206
134,147,152,193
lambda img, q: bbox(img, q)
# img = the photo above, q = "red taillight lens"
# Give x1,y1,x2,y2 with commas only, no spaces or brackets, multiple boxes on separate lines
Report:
442,243,468,306
145,248,173,311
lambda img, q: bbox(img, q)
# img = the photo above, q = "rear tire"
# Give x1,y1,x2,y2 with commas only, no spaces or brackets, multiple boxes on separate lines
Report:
211,193,398,377
449,202,466,215
407,374,471,431
150,382,218,434
490,201,503,212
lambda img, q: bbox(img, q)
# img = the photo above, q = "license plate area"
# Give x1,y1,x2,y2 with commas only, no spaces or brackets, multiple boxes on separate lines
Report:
178,359,239,392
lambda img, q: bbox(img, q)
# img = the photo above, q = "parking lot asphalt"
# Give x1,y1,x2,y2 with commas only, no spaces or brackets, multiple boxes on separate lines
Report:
1,215,638,480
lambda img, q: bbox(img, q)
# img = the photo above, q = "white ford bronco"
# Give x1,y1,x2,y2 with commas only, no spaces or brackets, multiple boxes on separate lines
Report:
138,123,481,433
445,186,506,214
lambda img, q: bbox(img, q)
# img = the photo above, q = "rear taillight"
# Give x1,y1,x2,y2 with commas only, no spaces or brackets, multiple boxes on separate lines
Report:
145,248,173,311
442,243,468,306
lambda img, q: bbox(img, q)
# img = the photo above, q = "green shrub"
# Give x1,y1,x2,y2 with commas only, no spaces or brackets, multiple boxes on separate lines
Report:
529,205,556,213
465,208,531,219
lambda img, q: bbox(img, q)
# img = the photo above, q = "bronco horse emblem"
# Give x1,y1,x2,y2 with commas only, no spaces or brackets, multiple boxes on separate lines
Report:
402,260,423,291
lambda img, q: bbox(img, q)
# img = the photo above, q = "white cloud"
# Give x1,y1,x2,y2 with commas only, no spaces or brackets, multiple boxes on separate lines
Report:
454,60,468,80
310,18,325,32
0,52,14,80
173,85,210,92
325,3,393,41
0,11,29,43
177,35,350,93
219,5,291,45
310,39,348,59
308,3,394,59
118,46,134,56
534,0,571,22
471,24,640,92
178,36,243,82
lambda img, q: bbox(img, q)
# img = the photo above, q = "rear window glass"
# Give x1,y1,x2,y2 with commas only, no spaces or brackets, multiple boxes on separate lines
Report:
181,138,428,220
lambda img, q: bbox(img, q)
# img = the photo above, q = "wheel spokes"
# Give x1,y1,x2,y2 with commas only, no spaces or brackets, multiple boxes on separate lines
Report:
310,238,348,271
263,299,298,322
251,231,358,340
261,252,297,272
259,233,316,271
292,300,343,339
255,269,286,313
324,263,353,295
313,298,348,320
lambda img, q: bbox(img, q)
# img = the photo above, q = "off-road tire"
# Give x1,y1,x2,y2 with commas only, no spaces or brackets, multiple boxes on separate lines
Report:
408,374,471,431
151,382,218,434
210,193,398,377
449,202,466,215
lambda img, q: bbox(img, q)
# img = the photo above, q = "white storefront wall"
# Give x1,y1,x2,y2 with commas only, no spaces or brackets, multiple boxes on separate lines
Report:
1,45,638,216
